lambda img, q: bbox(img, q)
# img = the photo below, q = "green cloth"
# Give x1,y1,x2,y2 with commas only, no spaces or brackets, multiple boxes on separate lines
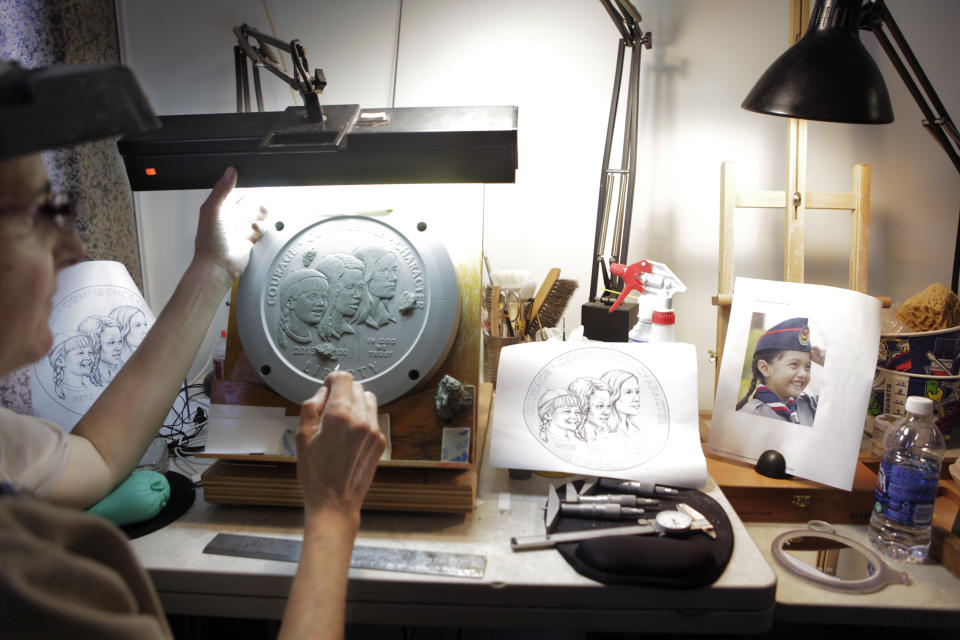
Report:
87,470,170,526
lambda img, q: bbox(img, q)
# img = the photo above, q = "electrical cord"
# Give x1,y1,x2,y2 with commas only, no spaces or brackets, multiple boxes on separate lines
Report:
160,382,211,485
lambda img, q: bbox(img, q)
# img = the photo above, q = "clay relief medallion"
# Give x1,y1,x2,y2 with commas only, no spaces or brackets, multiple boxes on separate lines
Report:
236,215,460,405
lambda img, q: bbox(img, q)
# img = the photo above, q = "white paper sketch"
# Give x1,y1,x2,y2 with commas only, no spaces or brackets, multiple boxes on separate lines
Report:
707,278,881,490
30,261,156,431
490,341,706,487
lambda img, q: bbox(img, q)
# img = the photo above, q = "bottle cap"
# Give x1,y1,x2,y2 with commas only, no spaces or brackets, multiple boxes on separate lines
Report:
652,310,675,325
905,396,933,416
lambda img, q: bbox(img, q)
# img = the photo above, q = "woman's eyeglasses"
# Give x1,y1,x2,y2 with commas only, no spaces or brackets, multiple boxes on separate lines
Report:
0,191,77,236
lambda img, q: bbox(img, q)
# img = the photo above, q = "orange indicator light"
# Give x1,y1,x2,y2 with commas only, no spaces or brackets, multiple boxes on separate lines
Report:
145,167,157,176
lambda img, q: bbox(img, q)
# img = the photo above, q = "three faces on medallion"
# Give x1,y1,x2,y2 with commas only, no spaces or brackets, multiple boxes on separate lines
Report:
278,246,401,349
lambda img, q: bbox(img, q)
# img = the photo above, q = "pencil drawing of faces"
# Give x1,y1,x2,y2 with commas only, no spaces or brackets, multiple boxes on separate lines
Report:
48,333,95,400
109,304,151,356
315,253,365,340
77,315,123,386
537,390,581,443
62,342,94,380
601,369,642,434
523,347,671,471
277,269,328,347
99,325,123,367
568,377,612,441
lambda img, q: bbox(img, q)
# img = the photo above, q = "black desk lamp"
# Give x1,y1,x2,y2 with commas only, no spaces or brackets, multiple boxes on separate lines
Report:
742,0,960,290
581,0,652,341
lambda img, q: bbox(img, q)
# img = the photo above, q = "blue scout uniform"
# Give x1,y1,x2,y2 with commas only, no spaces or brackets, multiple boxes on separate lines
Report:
738,317,818,426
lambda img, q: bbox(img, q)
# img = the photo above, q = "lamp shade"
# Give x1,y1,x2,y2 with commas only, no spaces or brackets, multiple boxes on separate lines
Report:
742,0,893,124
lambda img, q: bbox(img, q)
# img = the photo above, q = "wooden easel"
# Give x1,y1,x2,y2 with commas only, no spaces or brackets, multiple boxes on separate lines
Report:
711,0,873,383
711,161,872,382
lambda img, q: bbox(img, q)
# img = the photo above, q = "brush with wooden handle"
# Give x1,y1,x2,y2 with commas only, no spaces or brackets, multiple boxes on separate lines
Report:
490,284,502,337
526,268,561,338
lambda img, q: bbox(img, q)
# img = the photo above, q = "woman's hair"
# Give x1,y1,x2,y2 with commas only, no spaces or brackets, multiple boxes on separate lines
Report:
108,305,143,350
314,253,365,288
600,369,637,433
48,333,95,399
735,348,785,410
353,245,392,286
350,245,393,323
537,390,580,442
566,377,611,441
77,315,122,387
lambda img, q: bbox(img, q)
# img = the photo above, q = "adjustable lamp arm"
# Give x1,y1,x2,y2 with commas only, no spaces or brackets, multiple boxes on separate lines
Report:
860,1,960,291
588,0,652,303
860,1,960,175
233,24,327,122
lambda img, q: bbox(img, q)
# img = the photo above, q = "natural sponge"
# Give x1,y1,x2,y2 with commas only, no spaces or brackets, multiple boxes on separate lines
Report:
894,282,960,331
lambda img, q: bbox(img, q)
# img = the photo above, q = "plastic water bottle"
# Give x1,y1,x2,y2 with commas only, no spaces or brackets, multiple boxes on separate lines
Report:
867,396,945,563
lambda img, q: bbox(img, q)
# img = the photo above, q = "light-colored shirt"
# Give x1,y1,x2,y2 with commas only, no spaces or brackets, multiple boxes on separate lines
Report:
0,407,71,496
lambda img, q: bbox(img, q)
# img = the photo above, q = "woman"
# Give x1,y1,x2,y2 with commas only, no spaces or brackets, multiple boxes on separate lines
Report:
48,332,96,401
277,268,329,349
351,245,399,328
108,304,151,362
315,253,365,341
0,59,385,638
567,377,612,442
601,369,643,436
77,314,124,387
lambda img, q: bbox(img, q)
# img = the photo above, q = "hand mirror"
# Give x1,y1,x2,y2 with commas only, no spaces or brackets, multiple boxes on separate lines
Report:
771,523,911,594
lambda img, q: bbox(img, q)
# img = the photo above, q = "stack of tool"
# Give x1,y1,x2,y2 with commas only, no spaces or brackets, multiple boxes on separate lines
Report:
483,262,578,384
509,477,733,588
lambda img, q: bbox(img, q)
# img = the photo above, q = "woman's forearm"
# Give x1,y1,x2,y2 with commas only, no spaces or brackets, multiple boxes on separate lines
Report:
278,509,359,640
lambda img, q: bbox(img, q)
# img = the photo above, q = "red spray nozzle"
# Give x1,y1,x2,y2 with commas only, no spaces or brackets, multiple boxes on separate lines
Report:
608,260,653,313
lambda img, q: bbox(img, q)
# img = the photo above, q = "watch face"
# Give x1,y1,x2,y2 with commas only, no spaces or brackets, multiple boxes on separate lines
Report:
654,509,693,534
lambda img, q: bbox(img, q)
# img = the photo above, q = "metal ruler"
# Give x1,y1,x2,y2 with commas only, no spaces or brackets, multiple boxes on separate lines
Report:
203,533,486,579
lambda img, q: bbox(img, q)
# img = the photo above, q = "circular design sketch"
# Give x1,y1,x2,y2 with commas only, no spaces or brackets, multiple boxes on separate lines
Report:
236,215,460,405
33,284,154,416
523,347,669,471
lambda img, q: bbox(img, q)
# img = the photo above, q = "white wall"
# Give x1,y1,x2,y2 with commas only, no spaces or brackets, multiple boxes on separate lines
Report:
118,0,960,407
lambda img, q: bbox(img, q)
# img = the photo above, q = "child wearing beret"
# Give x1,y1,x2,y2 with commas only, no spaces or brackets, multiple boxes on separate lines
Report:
736,317,822,426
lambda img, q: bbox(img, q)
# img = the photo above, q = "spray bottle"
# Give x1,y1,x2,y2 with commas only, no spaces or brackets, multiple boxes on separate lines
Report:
608,260,686,343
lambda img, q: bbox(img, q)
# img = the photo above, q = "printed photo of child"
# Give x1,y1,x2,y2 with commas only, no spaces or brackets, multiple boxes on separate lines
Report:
735,316,825,426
